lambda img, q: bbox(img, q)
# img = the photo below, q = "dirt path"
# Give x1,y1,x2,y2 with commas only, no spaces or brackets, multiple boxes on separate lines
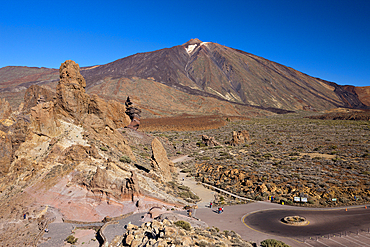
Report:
177,171,215,209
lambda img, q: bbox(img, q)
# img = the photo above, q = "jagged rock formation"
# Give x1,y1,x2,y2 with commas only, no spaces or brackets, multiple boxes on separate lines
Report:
56,60,90,120
201,135,221,147
151,138,175,182
227,130,250,146
125,96,141,130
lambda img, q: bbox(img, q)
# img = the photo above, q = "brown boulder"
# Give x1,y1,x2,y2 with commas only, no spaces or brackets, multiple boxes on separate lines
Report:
0,98,12,120
201,135,221,147
227,130,250,146
151,138,174,182
30,101,60,137
56,60,90,120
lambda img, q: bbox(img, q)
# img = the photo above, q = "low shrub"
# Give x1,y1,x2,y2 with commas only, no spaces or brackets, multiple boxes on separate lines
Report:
174,220,191,231
261,239,290,247
119,155,131,163
65,235,78,244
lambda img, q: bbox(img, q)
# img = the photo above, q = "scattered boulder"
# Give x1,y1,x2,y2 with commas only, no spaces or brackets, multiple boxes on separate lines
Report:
201,135,221,147
227,130,250,146
151,138,175,182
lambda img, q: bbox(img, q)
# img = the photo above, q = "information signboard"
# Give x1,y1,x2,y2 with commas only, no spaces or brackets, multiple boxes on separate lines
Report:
294,197,300,202
301,197,308,203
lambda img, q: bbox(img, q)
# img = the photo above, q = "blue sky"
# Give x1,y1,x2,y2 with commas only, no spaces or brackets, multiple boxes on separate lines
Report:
0,0,369,87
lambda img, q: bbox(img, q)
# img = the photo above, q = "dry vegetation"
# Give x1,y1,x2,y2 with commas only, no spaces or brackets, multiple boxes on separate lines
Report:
148,113,370,207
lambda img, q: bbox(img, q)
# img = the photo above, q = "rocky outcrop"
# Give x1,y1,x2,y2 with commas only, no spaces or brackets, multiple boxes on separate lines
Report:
56,60,90,121
125,97,141,130
30,101,60,137
227,130,250,146
122,218,253,247
201,135,221,147
23,85,55,113
0,99,12,120
88,94,131,129
151,138,174,182
90,167,141,201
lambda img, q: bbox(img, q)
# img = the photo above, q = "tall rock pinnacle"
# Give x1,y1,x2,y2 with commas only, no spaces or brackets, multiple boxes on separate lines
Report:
56,60,90,121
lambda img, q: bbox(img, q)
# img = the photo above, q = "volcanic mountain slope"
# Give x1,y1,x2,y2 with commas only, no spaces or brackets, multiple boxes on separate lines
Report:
80,38,369,111
1,39,369,116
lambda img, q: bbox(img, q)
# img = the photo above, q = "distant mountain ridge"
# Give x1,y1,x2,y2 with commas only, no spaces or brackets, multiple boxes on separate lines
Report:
0,39,369,117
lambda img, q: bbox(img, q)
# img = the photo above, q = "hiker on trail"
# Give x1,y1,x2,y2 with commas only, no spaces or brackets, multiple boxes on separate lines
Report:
218,207,221,214
210,202,213,208
188,209,192,217
221,207,224,213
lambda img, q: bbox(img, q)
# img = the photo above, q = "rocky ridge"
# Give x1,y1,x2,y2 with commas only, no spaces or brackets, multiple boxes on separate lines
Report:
0,60,185,246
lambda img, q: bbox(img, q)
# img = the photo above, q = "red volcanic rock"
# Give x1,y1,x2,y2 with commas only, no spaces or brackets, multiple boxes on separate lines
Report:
56,60,90,121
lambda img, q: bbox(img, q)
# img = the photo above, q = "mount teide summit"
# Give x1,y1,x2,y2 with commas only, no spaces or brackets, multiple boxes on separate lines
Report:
1,39,369,117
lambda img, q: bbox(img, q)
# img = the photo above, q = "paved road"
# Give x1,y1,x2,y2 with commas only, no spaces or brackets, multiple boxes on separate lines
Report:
244,207,370,238
196,202,370,246
103,213,147,243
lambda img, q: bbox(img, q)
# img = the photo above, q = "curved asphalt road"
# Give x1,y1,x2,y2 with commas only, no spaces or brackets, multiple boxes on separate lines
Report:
244,207,370,237
196,201,370,246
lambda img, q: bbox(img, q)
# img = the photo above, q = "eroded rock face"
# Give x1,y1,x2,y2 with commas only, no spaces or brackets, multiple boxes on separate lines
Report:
0,130,13,175
201,135,221,147
0,99,12,120
151,138,174,182
30,101,60,137
90,167,140,201
88,94,131,129
228,130,250,146
23,85,55,113
56,60,90,120
122,171,141,200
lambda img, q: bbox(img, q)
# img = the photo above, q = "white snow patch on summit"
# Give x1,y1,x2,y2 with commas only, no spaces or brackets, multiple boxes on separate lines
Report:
186,44,198,54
